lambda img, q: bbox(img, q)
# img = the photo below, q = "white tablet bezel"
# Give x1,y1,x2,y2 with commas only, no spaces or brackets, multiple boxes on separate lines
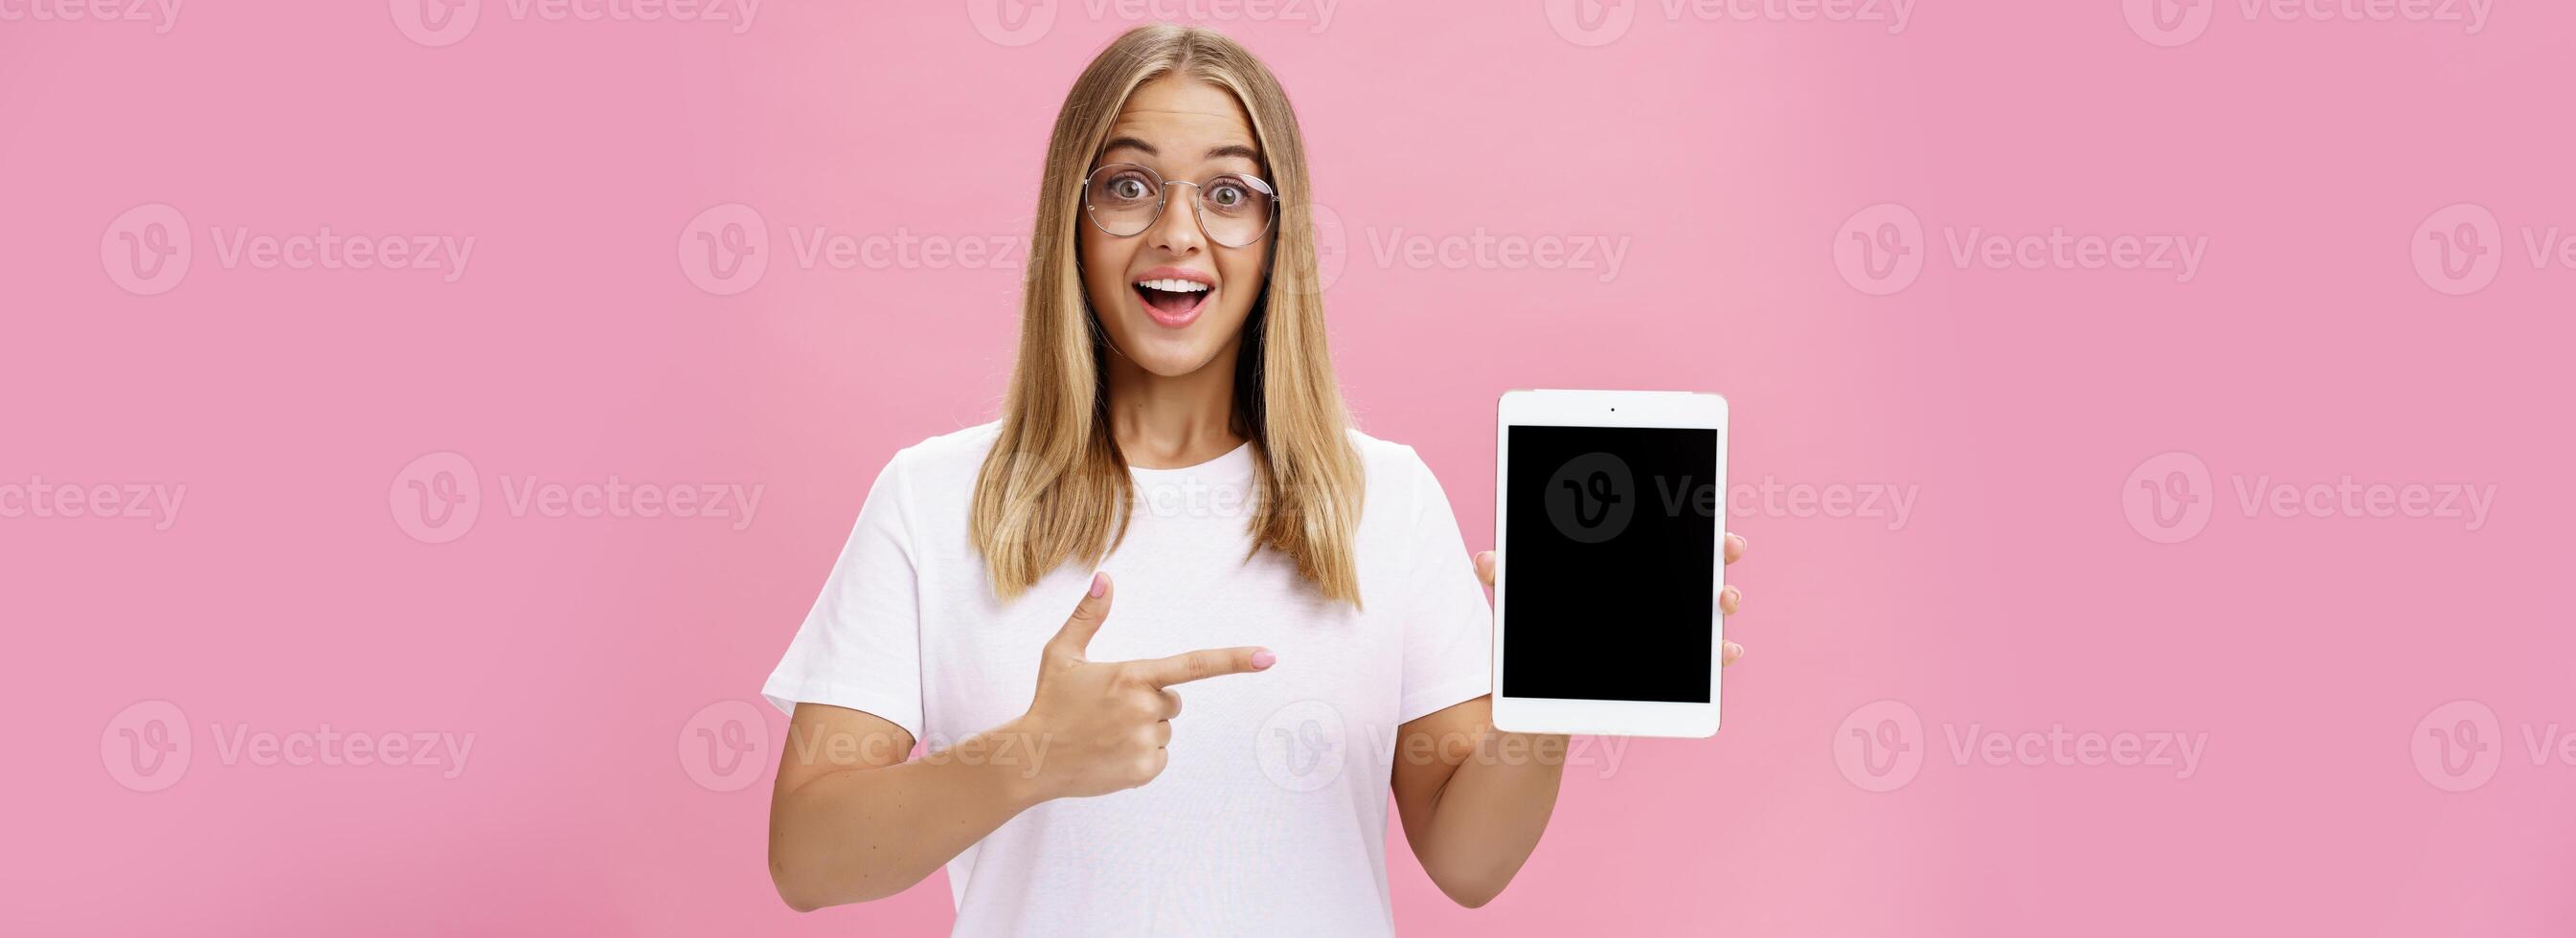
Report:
1491,389,1728,738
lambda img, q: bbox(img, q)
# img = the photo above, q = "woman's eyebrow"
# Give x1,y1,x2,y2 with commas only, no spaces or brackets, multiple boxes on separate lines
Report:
1099,137,1260,165
1101,135,1157,157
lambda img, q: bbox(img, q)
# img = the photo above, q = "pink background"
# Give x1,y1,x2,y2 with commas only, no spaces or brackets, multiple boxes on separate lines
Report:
7,1,2572,934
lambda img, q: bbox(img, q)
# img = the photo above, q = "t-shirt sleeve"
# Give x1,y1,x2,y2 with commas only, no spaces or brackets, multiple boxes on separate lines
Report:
761,447,926,740
1394,447,1495,726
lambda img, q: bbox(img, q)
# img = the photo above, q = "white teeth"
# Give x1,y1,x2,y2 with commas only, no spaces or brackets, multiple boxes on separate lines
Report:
1135,278,1210,293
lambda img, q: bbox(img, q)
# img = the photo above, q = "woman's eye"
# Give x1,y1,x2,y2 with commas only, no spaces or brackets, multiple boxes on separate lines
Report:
1209,185,1246,208
1110,178,1150,201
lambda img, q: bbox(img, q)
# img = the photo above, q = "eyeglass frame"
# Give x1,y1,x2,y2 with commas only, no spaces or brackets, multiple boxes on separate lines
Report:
1078,162,1280,249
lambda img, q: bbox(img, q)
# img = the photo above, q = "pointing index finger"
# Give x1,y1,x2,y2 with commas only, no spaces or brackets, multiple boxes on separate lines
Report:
1134,646,1275,687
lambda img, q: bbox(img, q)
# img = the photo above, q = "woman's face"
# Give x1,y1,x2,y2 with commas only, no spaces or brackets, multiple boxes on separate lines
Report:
1079,76,1274,380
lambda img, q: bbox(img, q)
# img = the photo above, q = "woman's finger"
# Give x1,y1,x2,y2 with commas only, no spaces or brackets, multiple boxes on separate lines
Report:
1722,641,1744,666
1720,584,1741,616
1474,550,1496,589
1724,532,1746,566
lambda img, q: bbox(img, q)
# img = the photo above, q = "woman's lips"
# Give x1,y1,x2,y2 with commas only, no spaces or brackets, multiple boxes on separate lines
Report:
1135,283,1209,328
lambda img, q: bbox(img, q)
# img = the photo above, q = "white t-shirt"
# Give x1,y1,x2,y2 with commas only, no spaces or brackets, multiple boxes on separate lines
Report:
763,422,1493,937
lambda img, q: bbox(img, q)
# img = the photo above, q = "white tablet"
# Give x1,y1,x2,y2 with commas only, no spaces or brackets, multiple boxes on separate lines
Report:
1491,389,1728,738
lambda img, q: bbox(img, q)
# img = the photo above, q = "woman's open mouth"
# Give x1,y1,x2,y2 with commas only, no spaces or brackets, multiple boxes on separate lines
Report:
1133,275,1212,328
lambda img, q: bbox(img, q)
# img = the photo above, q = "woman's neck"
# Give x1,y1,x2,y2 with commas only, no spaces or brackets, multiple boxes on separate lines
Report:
1103,340,1248,470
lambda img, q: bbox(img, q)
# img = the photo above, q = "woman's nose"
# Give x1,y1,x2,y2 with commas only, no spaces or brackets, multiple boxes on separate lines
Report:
1144,184,1208,255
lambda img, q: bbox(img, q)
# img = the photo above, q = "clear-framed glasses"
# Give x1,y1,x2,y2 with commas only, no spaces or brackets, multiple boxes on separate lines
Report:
1081,163,1278,249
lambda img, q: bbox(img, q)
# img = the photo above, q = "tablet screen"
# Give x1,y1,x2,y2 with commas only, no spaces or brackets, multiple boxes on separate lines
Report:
1503,425,1719,704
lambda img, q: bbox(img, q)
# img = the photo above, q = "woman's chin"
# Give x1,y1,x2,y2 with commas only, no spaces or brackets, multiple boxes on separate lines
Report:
1110,339,1218,379
1128,349,1223,379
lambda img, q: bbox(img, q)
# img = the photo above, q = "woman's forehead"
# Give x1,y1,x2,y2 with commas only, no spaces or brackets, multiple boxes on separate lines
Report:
1106,78,1258,160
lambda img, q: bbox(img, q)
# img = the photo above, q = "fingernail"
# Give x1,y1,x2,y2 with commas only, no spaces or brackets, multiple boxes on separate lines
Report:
1089,572,1106,597
1250,650,1276,670
1725,641,1745,659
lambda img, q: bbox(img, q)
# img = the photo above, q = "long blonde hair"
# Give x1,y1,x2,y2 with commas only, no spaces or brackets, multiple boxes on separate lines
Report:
970,24,1364,606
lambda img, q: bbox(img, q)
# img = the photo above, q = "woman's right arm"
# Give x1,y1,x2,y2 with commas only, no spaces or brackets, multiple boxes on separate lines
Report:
765,572,1273,911
766,704,1041,910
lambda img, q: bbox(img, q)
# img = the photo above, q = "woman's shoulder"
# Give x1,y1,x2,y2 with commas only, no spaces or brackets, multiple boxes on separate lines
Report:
1343,426,1416,462
1343,427,1443,495
877,421,1004,485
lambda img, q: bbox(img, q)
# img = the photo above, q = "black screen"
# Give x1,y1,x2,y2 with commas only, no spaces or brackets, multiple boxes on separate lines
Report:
1502,425,1718,703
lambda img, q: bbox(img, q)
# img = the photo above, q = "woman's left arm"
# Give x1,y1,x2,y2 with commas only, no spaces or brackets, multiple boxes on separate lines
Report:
1391,535,1748,908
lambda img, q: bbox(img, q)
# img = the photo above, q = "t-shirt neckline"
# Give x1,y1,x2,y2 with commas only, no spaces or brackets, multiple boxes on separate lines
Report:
1125,439,1255,480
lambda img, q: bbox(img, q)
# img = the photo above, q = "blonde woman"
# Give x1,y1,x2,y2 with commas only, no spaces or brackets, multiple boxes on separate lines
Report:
763,24,1748,936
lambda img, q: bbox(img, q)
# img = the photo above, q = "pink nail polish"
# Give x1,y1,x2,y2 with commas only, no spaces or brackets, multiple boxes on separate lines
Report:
1250,650,1276,670
1089,572,1106,597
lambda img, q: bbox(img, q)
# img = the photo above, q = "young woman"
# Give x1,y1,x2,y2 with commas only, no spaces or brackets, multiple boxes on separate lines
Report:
762,24,1748,936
